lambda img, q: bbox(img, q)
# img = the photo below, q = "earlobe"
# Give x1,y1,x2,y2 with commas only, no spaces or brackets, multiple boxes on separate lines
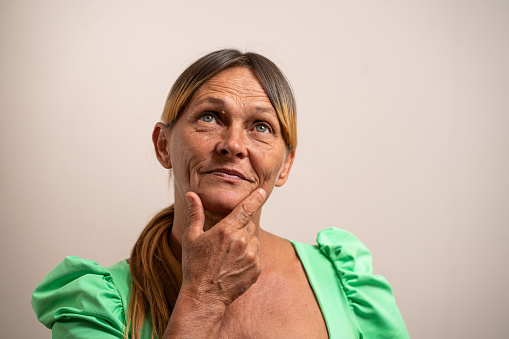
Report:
153,122,172,169
275,149,295,187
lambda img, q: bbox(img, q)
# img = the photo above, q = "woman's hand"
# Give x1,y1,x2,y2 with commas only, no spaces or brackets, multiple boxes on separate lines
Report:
163,188,266,338
181,188,266,307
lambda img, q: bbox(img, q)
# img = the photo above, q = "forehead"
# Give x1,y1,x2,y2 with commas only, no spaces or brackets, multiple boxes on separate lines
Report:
192,67,272,106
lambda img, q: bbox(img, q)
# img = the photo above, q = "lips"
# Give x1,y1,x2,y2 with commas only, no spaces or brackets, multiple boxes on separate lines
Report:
206,168,249,181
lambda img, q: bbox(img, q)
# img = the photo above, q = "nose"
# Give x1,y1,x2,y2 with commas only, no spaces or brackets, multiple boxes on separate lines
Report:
216,126,247,159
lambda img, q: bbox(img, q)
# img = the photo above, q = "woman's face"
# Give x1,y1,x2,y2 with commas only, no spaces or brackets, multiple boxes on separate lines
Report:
166,67,295,215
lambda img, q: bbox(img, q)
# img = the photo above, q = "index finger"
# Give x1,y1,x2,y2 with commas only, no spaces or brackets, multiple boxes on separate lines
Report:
223,188,266,230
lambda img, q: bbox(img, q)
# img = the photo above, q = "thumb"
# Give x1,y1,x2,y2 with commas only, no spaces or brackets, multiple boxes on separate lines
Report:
185,191,205,239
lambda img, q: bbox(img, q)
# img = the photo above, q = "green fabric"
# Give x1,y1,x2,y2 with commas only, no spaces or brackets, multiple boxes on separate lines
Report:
290,228,410,339
32,228,409,338
31,257,153,339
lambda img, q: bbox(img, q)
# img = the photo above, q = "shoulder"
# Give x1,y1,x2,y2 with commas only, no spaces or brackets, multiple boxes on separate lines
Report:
290,228,372,273
292,228,410,339
316,227,373,270
31,256,131,338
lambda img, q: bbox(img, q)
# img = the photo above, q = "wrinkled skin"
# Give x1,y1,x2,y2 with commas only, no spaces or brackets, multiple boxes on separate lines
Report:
161,66,294,224
153,68,326,338
154,66,294,306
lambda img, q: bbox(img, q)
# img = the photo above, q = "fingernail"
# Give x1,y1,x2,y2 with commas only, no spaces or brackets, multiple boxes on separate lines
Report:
186,194,194,206
258,188,266,199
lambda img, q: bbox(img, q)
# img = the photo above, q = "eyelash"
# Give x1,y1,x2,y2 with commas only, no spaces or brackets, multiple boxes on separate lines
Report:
253,122,272,134
199,112,217,123
198,112,273,134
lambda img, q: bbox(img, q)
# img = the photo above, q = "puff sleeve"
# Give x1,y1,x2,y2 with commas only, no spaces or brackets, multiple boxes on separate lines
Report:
317,228,410,339
31,256,127,338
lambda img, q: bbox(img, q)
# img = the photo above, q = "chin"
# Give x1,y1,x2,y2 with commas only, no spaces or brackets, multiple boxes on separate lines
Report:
198,188,250,214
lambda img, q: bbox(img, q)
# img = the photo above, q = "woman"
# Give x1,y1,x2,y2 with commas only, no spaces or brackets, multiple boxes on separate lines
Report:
32,49,409,338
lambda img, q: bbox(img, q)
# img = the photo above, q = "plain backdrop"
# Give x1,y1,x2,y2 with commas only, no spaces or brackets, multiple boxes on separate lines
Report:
1,1,508,338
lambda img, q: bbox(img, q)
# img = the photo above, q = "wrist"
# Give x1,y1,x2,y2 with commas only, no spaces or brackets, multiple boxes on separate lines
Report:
163,284,227,339
178,282,229,315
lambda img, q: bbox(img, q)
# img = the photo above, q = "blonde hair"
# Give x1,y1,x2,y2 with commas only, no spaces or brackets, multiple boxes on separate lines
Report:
162,49,297,149
127,49,297,338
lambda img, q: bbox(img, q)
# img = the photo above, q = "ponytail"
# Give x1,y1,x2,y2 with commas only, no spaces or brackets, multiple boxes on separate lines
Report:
127,205,182,338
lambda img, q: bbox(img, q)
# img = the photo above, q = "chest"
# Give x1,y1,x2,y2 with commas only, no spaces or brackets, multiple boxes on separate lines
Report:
218,265,329,338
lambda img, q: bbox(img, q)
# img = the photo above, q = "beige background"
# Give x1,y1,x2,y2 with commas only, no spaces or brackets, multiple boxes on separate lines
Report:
1,0,508,338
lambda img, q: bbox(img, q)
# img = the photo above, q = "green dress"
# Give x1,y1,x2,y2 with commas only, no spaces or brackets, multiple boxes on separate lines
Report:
32,228,409,338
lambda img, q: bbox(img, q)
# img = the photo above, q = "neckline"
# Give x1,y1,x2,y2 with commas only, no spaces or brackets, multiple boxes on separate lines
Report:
288,239,360,339
288,239,332,337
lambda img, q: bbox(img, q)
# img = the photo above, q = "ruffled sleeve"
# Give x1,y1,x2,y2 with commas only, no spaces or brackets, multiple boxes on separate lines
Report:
317,228,410,339
31,256,127,338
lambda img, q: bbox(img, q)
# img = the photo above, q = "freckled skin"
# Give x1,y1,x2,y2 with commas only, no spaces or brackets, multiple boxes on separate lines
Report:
154,67,328,338
168,67,293,230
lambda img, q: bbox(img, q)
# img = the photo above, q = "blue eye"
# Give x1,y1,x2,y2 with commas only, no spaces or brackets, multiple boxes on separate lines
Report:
255,124,269,133
200,113,215,123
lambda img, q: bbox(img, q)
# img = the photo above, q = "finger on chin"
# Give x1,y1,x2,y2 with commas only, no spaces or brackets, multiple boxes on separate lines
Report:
185,191,205,238
227,189,266,230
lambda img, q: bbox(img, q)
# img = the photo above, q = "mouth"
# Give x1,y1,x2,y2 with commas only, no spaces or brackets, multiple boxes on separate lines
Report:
206,168,249,181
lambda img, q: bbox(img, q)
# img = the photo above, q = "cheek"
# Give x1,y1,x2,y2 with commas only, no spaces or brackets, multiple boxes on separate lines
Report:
171,133,213,179
251,145,286,183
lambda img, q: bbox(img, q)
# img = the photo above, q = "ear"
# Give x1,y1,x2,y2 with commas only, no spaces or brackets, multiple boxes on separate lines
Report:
275,149,295,187
153,122,172,169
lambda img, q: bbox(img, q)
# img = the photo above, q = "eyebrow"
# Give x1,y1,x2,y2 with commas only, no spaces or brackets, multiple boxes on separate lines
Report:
195,97,225,106
194,96,276,114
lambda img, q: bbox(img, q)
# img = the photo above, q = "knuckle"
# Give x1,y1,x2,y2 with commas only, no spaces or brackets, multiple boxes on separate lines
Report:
238,202,255,221
245,250,256,262
237,235,248,247
187,208,199,220
243,202,256,215
217,226,233,242
218,227,238,245
186,215,195,228
235,211,247,222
